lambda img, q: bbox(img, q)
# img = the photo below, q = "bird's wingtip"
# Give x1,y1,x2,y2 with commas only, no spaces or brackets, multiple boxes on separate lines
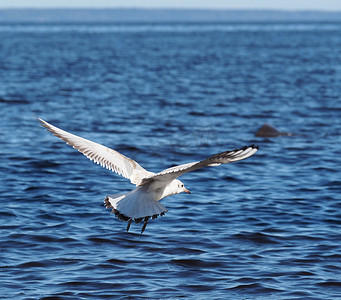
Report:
36,116,50,129
34,115,45,125
249,144,259,150
33,114,42,122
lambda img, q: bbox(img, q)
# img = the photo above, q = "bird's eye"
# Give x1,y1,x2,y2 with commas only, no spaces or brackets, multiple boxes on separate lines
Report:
181,184,184,187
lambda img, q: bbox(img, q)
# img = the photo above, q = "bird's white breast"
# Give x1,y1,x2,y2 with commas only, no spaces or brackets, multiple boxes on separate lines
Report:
146,179,179,201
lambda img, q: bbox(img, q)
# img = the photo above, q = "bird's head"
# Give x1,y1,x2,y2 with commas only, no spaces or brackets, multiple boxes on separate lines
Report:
174,179,190,195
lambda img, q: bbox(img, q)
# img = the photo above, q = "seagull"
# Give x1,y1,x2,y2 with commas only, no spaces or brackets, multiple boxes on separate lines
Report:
38,118,258,233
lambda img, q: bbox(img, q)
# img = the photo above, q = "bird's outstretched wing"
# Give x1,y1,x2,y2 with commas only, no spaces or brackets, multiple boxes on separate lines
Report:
141,145,258,185
38,118,153,185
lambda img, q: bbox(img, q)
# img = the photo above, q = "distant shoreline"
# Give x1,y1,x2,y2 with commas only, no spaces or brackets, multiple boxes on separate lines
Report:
0,8,341,23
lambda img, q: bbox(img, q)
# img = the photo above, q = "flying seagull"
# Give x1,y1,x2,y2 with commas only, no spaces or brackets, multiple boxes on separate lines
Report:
38,118,258,233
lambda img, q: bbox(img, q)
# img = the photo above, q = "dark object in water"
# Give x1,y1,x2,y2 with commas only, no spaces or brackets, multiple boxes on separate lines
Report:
255,124,292,137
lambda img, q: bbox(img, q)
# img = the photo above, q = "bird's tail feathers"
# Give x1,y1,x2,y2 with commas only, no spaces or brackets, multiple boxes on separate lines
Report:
104,188,168,232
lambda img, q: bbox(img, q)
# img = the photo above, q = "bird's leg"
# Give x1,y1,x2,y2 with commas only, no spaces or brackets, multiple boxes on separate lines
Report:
141,217,150,234
126,219,132,232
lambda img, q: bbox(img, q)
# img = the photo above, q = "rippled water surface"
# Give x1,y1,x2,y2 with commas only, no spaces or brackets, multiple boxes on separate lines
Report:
1,23,341,299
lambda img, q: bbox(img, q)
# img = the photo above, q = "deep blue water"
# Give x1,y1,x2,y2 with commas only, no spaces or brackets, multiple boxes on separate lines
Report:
1,23,341,299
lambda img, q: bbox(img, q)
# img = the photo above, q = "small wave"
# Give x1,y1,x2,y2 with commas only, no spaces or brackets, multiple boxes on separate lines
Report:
231,232,280,244
227,282,283,294
170,258,223,268
0,211,16,217
317,281,341,288
0,98,28,104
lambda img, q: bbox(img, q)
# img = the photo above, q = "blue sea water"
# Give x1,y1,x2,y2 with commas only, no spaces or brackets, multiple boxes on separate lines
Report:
1,22,341,299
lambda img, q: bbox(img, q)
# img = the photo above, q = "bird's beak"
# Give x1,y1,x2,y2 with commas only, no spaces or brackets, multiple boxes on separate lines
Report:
184,188,191,194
